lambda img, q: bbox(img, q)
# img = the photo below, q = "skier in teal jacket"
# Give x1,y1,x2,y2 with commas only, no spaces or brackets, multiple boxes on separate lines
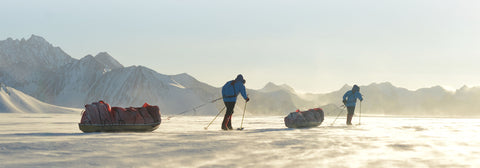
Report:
221,74,249,130
342,85,363,125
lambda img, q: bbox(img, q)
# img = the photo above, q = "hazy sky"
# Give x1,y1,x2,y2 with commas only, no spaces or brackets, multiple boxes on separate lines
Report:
1,0,479,93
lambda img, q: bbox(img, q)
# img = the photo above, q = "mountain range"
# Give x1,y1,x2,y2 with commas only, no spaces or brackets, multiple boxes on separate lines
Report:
1,35,479,117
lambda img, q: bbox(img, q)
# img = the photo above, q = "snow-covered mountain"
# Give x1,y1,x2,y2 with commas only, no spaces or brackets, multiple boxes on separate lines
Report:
0,83,80,113
84,66,219,115
0,35,74,69
0,35,76,100
259,82,296,93
0,35,221,115
309,82,480,116
93,52,124,70
246,82,318,115
1,35,479,116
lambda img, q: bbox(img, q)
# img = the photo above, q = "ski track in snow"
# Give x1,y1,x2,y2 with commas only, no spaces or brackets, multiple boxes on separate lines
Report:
0,114,479,168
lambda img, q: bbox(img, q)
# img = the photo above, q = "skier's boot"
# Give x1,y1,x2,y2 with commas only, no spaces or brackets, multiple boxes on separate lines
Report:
221,114,231,130
227,115,233,130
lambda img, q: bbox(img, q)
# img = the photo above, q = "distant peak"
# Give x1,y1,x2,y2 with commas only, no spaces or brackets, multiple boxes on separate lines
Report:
94,52,124,69
80,55,96,62
27,34,48,43
261,82,295,93
174,73,192,78
378,82,393,86
431,85,445,90
94,52,112,58
264,82,277,88
0,35,49,45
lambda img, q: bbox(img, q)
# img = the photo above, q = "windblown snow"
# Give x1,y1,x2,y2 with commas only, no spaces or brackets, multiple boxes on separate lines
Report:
0,114,479,168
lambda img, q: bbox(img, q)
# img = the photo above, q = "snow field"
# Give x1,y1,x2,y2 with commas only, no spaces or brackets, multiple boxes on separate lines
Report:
1,114,479,168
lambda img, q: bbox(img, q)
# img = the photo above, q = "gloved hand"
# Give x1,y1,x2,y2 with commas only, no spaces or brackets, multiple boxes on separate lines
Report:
246,98,250,102
342,99,347,105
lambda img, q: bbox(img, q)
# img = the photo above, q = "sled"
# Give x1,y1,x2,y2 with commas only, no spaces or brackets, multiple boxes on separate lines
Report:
78,122,160,133
284,108,324,128
79,101,161,133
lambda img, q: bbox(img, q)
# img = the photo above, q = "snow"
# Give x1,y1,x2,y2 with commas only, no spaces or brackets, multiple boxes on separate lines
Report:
0,34,74,69
0,113,479,168
0,85,80,113
94,52,124,70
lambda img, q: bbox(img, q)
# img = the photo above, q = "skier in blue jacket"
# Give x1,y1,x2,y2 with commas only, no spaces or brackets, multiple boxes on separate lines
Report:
221,74,249,130
342,85,363,125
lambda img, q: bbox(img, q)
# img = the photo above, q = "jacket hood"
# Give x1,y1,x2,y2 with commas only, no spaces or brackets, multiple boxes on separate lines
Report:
235,74,246,83
352,85,360,93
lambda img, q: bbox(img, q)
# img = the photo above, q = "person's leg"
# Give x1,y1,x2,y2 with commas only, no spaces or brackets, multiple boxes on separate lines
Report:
226,102,235,130
346,106,355,125
222,102,235,130
227,115,233,130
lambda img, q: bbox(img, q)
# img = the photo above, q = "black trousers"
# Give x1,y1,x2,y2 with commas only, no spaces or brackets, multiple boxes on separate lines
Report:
347,106,355,115
222,101,236,130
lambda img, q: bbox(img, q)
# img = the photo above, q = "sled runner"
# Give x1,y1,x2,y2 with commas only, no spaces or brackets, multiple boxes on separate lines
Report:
284,108,324,128
79,101,161,133
78,122,160,133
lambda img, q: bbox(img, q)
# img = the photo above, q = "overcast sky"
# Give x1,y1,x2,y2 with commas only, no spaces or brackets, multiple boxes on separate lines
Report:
1,0,479,93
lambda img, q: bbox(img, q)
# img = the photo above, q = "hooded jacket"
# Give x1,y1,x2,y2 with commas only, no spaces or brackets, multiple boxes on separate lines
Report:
342,85,363,107
222,75,248,102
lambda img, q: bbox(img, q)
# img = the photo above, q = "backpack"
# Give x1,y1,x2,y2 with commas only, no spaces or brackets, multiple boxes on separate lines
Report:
223,80,237,98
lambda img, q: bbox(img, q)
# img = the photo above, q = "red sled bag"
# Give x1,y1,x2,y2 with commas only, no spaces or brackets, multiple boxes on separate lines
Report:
143,103,161,123
137,107,154,124
81,103,100,124
93,102,114,124
113,107,138,124
81,101,161,125
80,101,114,124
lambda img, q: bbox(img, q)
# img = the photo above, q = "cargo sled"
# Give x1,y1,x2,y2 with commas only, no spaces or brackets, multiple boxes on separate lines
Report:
284,108,324,128
78,122,160,133
79,101,161,133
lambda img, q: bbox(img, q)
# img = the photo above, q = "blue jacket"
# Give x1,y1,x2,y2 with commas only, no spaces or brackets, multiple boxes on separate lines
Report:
222,80,248,102
343,89,363,107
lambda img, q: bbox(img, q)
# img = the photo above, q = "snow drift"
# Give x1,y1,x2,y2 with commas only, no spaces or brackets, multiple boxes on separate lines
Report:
0,84,80,113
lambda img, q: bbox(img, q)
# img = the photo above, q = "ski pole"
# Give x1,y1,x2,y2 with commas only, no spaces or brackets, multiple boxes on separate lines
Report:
357,93,365,125
330,105,346,126
358,101,362,125
204,106,226,130
238,101,247,130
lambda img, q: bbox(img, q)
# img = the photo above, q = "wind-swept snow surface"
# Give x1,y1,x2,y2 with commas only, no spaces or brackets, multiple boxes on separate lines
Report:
0,114,479,167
